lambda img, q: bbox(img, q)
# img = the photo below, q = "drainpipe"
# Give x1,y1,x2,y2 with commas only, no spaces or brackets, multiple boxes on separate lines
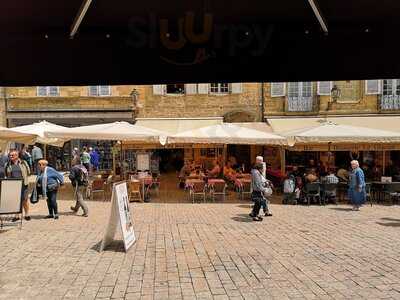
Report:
1,87,8,127
260,82,265,122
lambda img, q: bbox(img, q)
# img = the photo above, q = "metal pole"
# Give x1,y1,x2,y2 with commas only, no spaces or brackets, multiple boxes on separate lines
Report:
383,150,386,176
280,148,286,175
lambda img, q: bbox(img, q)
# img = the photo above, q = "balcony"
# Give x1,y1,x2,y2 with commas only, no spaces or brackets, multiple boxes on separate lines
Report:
380,95,400,110
287,96,314,112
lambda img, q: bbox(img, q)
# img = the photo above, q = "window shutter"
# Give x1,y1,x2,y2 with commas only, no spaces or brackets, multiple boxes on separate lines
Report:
89,86,98,96
153,85,165,95
317,81,332,95
49,86,59,96
231,83,242,94
185,84,197,94
99,85,111,96
365,80,382,95
37,86,47,96
271,82,286,97
197,83,209,94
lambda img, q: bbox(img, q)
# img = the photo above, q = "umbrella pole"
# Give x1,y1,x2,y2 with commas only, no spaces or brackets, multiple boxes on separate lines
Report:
383,150,386,176
280,147,286,176
44,144,47,160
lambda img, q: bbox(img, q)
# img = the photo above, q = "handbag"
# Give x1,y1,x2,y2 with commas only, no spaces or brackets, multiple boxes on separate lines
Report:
47,181,60,192
30,189,39,204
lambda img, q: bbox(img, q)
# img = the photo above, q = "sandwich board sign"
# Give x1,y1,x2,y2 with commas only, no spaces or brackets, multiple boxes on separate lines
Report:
100,181,136,252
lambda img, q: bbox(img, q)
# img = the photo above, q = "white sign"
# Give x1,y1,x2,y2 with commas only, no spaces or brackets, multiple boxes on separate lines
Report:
100,182,136,252
137,153,150,171
0,179,23,214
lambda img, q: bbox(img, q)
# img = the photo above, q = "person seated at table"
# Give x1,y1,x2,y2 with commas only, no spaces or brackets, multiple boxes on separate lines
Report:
223,162,236,180
372,164,383,181
305,168,318,183
337,165,349,182
319,161,328,177
289,165,302,178
207,160,221,178
228,156,240,170
189,167,205,178
385,159,399,178
179,160,192,178
323,169,339,184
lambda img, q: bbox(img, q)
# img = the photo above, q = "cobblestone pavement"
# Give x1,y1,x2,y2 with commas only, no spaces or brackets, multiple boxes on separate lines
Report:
1,200,400,300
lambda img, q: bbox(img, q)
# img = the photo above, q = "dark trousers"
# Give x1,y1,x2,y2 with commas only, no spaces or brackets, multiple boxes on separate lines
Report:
46,190,58,216
250,191,263,217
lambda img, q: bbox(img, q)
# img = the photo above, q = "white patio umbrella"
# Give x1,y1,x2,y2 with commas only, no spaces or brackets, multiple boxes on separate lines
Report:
168,123,287,145
282,121,400,147
0,126,37,144
45,121,167,145
12,120,68,147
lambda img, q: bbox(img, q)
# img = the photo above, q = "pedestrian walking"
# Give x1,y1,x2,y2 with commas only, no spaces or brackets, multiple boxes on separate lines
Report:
80,147,91,172
69,161,89,217
89,147,100,172
32,144,43,174
36,160,64,219
348,160,366,211
249,163,272,221
5,150,31,221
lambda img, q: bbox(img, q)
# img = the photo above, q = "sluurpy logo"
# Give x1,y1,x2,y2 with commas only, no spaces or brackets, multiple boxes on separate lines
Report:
126,12,275,66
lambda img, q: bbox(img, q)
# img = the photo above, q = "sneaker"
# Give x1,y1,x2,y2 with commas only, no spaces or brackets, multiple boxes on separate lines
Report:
54,215,59,220
252,216,263,222
11,217,20,222
24,216,31,221
265,212,273,217
45,215,54,219
82,214,88,217
70,206,78,213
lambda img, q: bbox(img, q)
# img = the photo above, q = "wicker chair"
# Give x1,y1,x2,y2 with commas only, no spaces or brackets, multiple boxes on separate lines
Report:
189,181,206,203
128,181,143,202
89,178,106,201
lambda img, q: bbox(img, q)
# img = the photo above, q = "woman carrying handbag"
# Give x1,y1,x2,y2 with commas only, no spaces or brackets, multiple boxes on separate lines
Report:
35,160,64,219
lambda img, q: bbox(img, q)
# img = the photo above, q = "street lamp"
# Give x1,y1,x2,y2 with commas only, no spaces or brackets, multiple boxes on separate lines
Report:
330,84,341,103
130,89,141,120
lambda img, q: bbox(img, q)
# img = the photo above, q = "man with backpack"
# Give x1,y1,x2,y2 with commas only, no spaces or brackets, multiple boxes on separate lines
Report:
69,161,89,217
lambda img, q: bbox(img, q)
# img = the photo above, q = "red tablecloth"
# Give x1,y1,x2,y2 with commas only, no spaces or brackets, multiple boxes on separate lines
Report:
185,179,204,189
234,178,251,188
207,179,225,186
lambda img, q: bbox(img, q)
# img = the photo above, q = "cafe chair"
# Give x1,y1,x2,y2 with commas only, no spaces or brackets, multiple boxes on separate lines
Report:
305,182,321,205
128,181,143,202
240,181,252,201
365,183,373,206
323,183,337,205
383,182,400,205
189,181,206,203
211,181,227,202
89,178,107,201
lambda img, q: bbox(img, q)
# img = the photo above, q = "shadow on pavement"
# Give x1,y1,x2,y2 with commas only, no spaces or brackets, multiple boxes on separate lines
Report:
237,204,252,209
329,207,353,211
231,213,253,223
381,217,400,222
91,240,125,252
376,221,400,227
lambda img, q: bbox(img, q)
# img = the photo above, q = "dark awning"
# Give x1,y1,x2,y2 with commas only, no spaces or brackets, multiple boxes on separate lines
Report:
1,0,400,86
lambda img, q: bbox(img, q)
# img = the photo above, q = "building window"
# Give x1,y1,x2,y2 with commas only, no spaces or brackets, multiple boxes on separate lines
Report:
37,86,59,97
210,83,229,93
381,79,400,110
89,85,111,96
287,82,313,112
166,84,185,94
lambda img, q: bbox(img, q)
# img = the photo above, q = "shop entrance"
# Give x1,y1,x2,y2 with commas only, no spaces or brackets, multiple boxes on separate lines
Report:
155,149,184,174
227,145,251,171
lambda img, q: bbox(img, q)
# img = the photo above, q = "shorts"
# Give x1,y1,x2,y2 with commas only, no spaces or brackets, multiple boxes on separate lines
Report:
21,184,28,202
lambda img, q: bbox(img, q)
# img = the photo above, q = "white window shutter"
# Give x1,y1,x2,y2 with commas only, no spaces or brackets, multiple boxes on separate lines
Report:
317,81,332,95
49,86,59,96
89,86,98,96
231,83,242,94
185,84,197,94
271,82,286,97
99,85,111,96
365,80,382,95
37,86,47,96
197,83,209,94
153,85,165,95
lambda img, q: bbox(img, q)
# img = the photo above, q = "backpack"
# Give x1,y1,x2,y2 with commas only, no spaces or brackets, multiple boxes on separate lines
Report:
72,165,88,186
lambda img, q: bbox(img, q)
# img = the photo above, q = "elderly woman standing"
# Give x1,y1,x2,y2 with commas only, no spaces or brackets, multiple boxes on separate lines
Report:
348,160,366,211
36,160,64,219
